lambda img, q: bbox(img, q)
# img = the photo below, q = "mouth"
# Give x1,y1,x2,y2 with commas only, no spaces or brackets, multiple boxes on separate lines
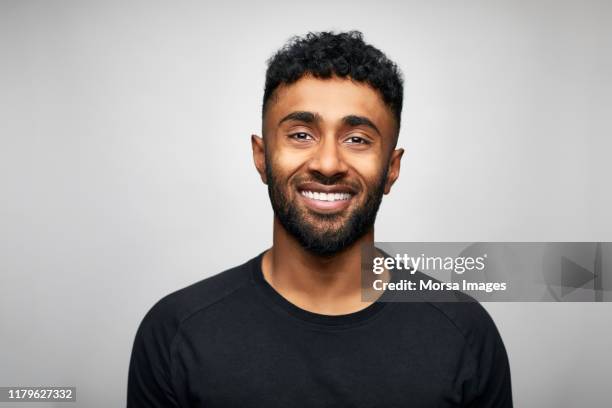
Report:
297,182,357,214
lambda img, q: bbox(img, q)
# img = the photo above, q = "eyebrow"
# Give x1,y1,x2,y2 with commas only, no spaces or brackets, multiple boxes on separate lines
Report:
342,115,381,136
278,111,381,136
278,111,321,125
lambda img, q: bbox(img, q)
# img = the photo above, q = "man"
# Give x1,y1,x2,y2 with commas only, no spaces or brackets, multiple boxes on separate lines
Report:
127,31,513,407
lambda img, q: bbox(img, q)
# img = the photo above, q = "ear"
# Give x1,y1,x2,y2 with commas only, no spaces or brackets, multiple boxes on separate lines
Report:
384,148,404,194
251,134,268,184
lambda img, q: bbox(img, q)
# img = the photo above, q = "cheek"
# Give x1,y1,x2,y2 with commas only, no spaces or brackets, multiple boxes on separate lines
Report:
271,149,310,179
347,155,385,186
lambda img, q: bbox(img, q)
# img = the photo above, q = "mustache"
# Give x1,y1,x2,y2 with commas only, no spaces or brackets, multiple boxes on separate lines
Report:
294,172,361,190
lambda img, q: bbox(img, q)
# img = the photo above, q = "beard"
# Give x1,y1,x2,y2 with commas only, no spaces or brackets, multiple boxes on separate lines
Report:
265,155,388,257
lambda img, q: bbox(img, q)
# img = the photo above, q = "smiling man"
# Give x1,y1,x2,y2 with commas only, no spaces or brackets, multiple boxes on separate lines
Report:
128,31,513,407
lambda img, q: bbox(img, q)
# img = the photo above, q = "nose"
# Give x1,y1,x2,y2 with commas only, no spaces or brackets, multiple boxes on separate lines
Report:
307,135,349,178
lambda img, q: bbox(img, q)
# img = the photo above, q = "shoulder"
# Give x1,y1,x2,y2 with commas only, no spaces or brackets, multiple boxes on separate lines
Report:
420,296,510,387
401,269,503,347
424,300,502,351
393,268,506,356
421,297,512,404
136,254,257,344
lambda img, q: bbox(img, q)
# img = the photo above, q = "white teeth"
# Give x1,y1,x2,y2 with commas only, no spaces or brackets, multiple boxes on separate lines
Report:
300,190,352,202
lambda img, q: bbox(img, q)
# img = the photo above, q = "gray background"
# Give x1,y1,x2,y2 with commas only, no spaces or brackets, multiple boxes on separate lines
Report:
1,0,611,407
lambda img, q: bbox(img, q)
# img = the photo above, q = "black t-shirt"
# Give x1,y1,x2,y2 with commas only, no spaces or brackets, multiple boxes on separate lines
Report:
127,251,513,407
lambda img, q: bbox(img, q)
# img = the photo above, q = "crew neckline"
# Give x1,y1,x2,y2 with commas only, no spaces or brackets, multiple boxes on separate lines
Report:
250,250,399,328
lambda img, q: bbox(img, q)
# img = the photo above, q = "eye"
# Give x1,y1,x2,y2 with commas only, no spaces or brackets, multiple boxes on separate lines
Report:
345,135,371,145
289,132,314,142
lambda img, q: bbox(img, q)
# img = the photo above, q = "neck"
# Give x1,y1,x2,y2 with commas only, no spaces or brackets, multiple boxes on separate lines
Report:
261,217,388,315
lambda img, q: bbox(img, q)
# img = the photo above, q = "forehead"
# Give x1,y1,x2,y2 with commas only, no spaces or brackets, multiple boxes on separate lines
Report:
264,76,396,135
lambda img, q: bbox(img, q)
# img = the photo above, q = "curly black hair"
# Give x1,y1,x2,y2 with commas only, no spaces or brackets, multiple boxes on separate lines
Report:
263,30,404,137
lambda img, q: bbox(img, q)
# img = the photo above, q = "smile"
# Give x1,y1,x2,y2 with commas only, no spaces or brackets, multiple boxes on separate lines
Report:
299,191,352,202
297,184,356,213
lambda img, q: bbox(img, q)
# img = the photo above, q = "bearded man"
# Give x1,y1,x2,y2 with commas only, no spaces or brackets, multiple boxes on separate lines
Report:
127,31,513,408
